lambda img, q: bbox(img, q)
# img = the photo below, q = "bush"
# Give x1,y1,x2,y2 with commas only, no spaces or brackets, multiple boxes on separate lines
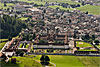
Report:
94,40,99,45
16,50,24,56
40,55,50,65
11,58,16,64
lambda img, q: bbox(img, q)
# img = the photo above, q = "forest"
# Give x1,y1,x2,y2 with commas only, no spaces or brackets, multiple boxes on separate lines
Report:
0,14,27,39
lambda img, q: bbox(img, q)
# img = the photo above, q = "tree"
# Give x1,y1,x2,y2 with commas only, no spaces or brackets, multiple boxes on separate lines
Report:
16,50,24,56
45,56,50,61
4,3,7,7
94,40,99,45
8,36,12,41
82,34,90,41
82,1,85,6
47,49,53,53
33,33,36,39
39,39,47,43
40,55,50,65
15,14,17,18
56,7,59,11
0,14,27,39
40,55,45,62
7,8,10,11
11,58,16,64
85,11,88,14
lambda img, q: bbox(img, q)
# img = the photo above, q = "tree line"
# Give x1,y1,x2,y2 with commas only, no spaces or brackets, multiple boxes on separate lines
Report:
0,14,27,39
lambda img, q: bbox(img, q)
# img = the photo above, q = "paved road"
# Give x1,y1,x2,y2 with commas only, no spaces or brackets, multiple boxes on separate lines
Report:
26,53,100,57
1,42,10,52
1,41,15,56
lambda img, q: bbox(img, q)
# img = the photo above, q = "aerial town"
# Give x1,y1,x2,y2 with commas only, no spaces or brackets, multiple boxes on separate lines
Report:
0,0,100,67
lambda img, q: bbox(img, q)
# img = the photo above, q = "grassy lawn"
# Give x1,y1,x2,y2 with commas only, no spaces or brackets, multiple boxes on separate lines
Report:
96,45,100,48
0,39,8,41
76,4,100,15
2,55,100,67
78,49,97,51
26,44,29,48
19,43,23,48
19,0,45,5
19,43,29,48
33,55,100,67
3,57,43,67
19,17,28,21
76,41,93,47
49,5,74,11
0,42,6,50
49,4,100,15
18,0,81,5
49,55,84,67
77,56,100,67
0,3,14,9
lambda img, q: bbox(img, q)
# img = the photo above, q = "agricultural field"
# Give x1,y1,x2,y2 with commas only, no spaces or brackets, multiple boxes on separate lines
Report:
18,0,81,5
49,5,74,11
76,41,93,47
0,42,6,50
76,4,100,15
1,0,98,15
19,0,45,5
33,55,100,67
49,5,100,15
2,57,43,67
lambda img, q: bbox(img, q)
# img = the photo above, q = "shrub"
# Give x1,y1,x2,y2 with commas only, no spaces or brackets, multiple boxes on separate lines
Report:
40,55,50,65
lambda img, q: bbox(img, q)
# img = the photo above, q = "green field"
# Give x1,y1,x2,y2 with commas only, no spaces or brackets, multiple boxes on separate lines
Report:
1,55,100,67
0,39,8,41
49,5,74,11
49,5,100,15
0,42,6,50
78,49,97,51
0,3,14,9
19,0,81,5
19,43,29,48
33,55,100,67
76,41,93,47
97,45,100,48
19,17,28,21
76,4,100,15
19,0,45,5
3,57,43,67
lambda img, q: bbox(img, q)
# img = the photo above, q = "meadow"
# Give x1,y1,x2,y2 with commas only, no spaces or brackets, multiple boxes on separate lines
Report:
76,4,100,15
0,3,15,9
2,57,43,67
33,55,100,67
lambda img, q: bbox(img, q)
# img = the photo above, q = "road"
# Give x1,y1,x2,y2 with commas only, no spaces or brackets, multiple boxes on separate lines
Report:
1,41,15,56
1,42,10,52
26,52,100,57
